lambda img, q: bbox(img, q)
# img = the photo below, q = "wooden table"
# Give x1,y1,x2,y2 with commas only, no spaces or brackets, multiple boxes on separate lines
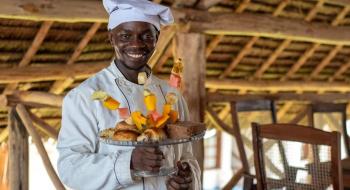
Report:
342,158,350,188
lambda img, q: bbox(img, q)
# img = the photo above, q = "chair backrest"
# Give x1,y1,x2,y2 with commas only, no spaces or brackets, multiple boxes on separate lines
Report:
252,123,343,190
311,102,349,158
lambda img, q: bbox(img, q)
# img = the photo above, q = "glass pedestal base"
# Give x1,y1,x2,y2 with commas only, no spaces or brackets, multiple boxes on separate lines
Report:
134,167,177,177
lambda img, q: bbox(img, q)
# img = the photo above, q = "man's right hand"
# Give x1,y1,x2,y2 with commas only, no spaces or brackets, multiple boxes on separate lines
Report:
131,147,164,172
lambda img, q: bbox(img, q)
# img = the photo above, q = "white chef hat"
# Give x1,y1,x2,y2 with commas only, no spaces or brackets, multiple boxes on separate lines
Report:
103,0,174,31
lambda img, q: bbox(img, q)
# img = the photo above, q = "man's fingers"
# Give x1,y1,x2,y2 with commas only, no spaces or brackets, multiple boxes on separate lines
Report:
168,178,190,190
172,175,192,184
144,159,162,167
143,147,163,154
143,152,164,160
177,169,191,178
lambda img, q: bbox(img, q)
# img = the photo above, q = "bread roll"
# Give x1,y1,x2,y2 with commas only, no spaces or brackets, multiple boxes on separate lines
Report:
137,128,167,141
115,121,140,134
113,131,139,141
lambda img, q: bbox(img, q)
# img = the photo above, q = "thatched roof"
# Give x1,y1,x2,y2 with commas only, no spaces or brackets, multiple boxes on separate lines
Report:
1,0,350,137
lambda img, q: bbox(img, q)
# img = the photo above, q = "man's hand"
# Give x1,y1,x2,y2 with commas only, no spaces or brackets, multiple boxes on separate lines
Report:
167,161,192,190
131,147,164,172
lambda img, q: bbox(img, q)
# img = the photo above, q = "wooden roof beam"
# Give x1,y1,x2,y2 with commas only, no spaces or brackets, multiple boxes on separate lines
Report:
2,2,350,45
148,25,177,68
205,79,350,92
49,22,101,94
172,0,197,8
196,0,223,9
153,43,173,73
207,92,350,103
305,0,325,22
331,6,350,26
280,43,320,81
219,36,259,79
2,21,53,94
205,35,224,58
235,0,250,13
0,62,109,84
253,39,292,79
186,11,350,45
308,44,343,80
273,0,290,17
2,0,350,22
315,0,350,7
329,59,350,82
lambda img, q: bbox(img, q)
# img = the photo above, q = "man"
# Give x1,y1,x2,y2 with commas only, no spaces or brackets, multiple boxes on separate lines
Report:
56,0,201,189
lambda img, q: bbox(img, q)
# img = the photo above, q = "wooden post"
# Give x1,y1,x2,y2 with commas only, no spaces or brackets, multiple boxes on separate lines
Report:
15,104,65,190
8,108,28,190
175,33,206,181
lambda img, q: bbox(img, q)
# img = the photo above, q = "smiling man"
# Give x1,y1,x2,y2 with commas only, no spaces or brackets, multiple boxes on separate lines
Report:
56,0,201,190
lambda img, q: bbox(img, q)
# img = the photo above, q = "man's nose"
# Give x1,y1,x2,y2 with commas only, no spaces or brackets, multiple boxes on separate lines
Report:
129,36,145,47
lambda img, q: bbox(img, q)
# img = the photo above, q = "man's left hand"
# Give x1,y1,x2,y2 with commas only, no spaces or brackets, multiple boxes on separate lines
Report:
167,161,192,190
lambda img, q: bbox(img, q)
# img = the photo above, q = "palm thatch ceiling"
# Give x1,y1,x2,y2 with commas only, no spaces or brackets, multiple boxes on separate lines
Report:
1,0,350,136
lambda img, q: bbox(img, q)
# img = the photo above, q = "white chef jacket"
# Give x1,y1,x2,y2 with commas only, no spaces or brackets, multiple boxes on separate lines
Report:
57,61,201,190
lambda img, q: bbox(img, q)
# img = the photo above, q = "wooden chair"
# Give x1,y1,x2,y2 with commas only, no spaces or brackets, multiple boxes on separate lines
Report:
206,100,276,190
232,100,276,190
252,123,343,190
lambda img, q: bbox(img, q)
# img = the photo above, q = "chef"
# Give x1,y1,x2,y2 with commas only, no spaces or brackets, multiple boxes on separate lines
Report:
56,0,201,189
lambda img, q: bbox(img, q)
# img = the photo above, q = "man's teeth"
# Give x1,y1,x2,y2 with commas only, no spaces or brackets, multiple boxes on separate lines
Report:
127,53,143,58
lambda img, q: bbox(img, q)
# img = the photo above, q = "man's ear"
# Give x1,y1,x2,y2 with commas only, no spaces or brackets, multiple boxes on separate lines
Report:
108,32,114,46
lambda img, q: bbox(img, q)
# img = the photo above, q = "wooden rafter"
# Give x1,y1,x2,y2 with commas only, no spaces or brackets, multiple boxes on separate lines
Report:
153,45,172,73
331,6,350,26
2,21,53,94
305,0,325,22
280,43,320,81
172,0,197,7
0,128,9,143
18,21,54,67
219,36,259,79
205,79,350,92
277,102,294,121
207,93,350,105
235,0,250,13
329,59,350,82
253,39,292,79
49,22,101,94
308,44,343,80
28,112,58,140
278,1,345,120
205,35,224,58
148,25,177,68
196,0,223,9
273,0,290,17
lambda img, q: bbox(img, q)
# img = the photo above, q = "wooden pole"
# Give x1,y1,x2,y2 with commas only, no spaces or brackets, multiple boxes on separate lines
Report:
15,104,65,190
28,112,59,140
8,108,28,190
175,32,206,183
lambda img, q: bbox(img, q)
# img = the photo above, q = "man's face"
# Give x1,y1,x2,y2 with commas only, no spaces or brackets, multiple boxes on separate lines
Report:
109,22,158,70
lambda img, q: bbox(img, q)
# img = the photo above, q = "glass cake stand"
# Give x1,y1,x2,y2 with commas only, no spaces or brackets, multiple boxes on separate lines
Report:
99,129,206,177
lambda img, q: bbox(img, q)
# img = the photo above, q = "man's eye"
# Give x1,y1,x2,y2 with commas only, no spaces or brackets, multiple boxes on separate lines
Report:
143,34,154,40
120,34,130,39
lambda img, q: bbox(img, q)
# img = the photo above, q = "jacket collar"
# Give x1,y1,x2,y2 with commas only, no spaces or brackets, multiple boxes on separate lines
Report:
106,60,160,86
